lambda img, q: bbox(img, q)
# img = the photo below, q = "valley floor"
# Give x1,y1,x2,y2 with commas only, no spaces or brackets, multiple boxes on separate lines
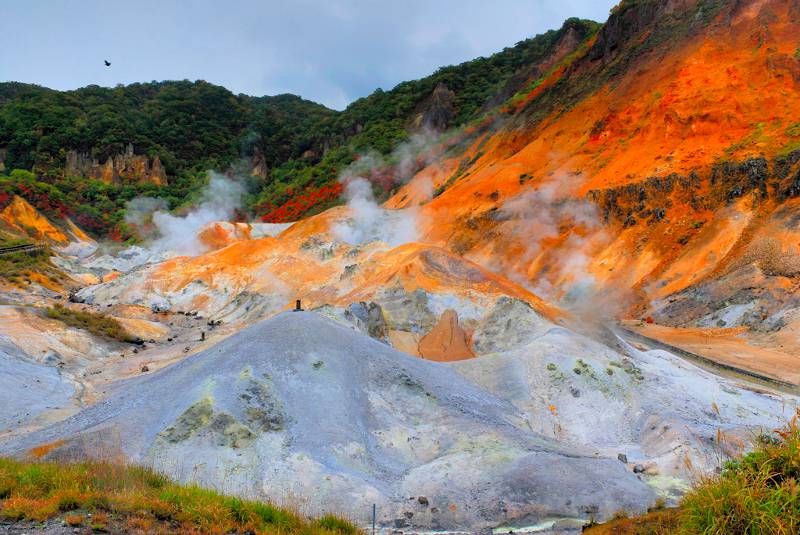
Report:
621,320,800,389
0,198,798,533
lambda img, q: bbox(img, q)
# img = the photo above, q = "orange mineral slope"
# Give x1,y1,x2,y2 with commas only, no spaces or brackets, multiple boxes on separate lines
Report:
0,196,70,244
389,0,800,308
119,206,562,327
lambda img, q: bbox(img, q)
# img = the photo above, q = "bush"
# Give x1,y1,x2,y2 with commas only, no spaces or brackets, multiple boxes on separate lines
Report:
45,303,133,343
680,411,800,534
0,234,58,284
585,410,800,534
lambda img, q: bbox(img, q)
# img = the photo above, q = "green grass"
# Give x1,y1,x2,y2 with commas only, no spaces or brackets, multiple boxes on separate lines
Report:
0,234,57,284
45,303,134,343
680,415,800,534
725,122,768,156
586,411,800,534
780,122,800,156
0,457,360,534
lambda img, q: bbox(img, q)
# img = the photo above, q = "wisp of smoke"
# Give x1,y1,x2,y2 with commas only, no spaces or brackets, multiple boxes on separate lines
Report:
393,129,442,184
332,176,418,247
330,131,445,247
124,197,169,227
499,176,630,319
124,173,245,256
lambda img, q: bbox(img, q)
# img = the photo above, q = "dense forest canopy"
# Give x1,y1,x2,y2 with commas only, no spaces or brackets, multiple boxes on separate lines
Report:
0,18,599,238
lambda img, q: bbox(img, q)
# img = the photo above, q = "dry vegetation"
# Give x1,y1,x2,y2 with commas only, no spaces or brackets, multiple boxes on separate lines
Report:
586,410,800,534
45,303,134,343
0,234,61,286
0,457,360,534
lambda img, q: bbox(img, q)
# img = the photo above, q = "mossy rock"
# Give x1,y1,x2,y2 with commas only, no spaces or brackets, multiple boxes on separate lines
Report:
239,378,286,432
209,413,256,448
159,398,214,443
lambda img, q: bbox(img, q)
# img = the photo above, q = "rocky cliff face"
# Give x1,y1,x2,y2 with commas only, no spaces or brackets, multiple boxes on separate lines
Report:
586,150,800,228
249,146,269,180
65,144,167,186
377,0,800,379
410,82,456,131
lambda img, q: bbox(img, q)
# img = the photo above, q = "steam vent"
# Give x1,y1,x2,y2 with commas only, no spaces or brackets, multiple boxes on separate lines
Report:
2,0,800,533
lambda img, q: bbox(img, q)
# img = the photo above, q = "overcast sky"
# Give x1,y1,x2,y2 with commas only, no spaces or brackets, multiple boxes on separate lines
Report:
1,0,616,110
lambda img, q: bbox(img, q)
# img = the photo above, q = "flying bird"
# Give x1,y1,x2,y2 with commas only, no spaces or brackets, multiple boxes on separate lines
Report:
104,60,111,67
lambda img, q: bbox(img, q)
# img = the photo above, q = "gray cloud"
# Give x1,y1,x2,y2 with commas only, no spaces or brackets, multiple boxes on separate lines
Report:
0,0,616,110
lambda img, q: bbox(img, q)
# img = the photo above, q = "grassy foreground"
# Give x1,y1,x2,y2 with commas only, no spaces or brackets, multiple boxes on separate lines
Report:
0,457,360,534
586,410,800,534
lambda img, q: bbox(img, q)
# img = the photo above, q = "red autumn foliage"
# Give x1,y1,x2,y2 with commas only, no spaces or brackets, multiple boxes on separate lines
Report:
259,182,343,223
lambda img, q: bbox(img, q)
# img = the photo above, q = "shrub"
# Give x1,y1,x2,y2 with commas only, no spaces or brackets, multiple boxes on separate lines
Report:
0,234,61,284
585,410,800,534
45,304,133,343
64,513,83,526
680,411,800,534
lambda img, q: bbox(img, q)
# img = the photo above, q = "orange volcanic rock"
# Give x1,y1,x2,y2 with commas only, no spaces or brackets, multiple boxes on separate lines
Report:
82,203,565,345
64,218,94,244
623,320,800,387
385,0,800,317
0,196,69,244
68,1,800,388
387,330,421,357
335,242,562,321
418,309,475,362
197,222,253,250
103,272,121,283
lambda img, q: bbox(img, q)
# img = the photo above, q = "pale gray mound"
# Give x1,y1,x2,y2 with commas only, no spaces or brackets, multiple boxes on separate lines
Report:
0,337,75,434
471,296,552,353
1,312,653,532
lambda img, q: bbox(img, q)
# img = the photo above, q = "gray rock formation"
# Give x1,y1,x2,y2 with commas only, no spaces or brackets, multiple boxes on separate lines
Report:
411,82,455,131
1,312,655,532
344,301,389,341
0,337,75,433
65,144,167,185
472,297,552,354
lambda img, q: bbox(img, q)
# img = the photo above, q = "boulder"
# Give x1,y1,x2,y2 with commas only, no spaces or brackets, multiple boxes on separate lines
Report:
418,309,475,362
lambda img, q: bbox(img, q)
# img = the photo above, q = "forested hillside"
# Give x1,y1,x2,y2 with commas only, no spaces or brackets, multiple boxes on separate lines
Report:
0,18,599,238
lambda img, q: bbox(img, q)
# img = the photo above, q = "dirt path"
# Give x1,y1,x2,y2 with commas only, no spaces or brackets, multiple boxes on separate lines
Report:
619,321,800,392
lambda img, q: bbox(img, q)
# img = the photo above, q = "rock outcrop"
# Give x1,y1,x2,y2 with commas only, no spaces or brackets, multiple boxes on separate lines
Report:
587,151,800,227
65,144,167,185
250,146,269,180
410,82,456,131
0,196,69,244
418,309,475,361
343,301,389,341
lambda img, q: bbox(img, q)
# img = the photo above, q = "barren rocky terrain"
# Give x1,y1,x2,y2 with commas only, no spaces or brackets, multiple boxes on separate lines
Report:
2,0,800,532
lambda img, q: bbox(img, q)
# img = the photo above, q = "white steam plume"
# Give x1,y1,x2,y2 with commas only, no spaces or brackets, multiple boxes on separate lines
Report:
393,129,442,184
332,176,418,247
499,176,629,318
125,172,245,256
330,130,445,247
124,197,169,227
